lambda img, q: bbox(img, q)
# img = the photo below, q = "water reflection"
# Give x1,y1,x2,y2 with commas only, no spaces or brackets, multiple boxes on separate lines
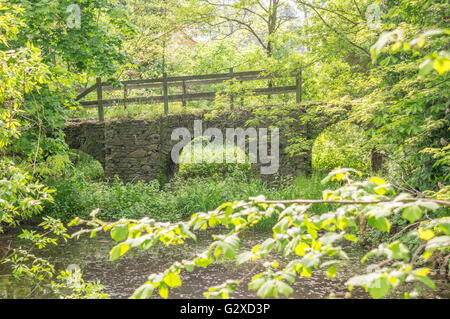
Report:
0,229,449,299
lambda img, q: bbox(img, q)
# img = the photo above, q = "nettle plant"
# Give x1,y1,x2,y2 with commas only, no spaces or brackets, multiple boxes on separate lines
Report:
70,168,450,299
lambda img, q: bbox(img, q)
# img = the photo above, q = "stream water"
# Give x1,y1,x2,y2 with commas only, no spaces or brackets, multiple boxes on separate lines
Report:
1,228,449,299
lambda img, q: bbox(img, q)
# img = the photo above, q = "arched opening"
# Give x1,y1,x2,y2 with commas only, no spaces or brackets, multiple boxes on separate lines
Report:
311,122,372,173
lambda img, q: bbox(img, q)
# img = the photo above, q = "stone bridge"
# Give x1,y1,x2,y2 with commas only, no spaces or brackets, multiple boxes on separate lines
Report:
64,105,340,183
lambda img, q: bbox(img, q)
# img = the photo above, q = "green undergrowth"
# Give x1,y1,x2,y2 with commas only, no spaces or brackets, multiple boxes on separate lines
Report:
42,172,330,231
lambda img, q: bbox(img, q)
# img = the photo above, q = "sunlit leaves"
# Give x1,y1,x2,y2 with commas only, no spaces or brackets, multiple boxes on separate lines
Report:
248,272,294,298
388,242,409,261
321,168,363,184
425,236,450,251
294,242,309,256
131,282,154,299
433,52,450,74
159,282,169,299
326,265,337,278
371,28,449,79
371,29,403,62
74,168,447,300
204,280,239,299
362,241,409,263
109,242,131,261
163,271,182,288
369,177,387,186
194,253,214,268
346,270,406,299
345,234,357,242
418,228,435,240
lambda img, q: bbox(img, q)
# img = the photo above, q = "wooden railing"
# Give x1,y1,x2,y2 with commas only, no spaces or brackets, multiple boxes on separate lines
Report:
75,68,302,122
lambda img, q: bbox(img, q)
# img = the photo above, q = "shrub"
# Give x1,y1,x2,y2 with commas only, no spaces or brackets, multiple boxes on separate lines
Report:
68,149,104,182
42,173,330,224
178,136,251,178
312,122,371,173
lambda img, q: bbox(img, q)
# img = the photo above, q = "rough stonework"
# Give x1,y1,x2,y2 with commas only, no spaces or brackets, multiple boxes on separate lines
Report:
65,106,339,183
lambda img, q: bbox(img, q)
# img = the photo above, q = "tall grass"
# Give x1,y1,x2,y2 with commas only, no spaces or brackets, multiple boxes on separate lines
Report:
69,102,211,121
43,173,330,227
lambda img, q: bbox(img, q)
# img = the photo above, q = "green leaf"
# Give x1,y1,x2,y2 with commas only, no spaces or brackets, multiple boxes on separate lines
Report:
374,186,388,195
214,246,222,259
111,224,128,243
300,266,312,277
159,283,169,299
388,241,409,260
415,275,435,290
417,201,440,211
438,222,450,235
346,273,381,287
368,277,390,299
260,238,276,252
419,59,434,77
425,236,450,250
368,216,391,232
433,56,450,75
320,232,342,246
418,228,435,240
132,283,154,299
164,271,182,288
344,234,358,242
257,280,274,298
402,204,422,223
326,265,337,278
248,278,264,291
300,255,320,268
194,256,213,268
68,218,80,226
276,280,293,297
369,177,386,186
184,261,195,272
294,242,309,256
109,242,130,261
236,252,253,265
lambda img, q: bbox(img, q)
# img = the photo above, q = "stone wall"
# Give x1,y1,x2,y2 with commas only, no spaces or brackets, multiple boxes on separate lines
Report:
65,105,339,183
65,121,105,168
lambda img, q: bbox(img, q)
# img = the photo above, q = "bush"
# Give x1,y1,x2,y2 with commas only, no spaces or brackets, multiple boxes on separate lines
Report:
68,149,104,182
178,136,251,178
42,173,330,224
312,122,371,173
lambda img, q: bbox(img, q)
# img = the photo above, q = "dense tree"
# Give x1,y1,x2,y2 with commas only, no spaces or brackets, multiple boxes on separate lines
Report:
0,0,132,298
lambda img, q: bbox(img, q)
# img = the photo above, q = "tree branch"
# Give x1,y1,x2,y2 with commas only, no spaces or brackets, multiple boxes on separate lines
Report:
296,0,360,25
255,198,450,206
307,5,370,56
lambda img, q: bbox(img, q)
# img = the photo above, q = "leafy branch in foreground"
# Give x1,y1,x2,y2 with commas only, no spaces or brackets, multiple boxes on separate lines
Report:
0,216,108,298
70,168,449,299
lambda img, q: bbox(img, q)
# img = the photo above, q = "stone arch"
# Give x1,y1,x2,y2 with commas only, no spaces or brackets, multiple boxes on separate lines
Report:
64,105,343,183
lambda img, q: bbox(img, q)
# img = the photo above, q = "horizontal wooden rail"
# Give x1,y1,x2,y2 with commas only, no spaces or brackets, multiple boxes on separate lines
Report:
100,74,281,92
76,84,97,101
75,69,302,121
79,85,298,108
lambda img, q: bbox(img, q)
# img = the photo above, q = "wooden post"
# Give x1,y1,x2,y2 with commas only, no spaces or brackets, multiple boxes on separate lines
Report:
182,81,187,109
163,72,169,115
96,77,104,122
240,80,244,107
123,83,127,109
229,67,234,109
371,148,384,173
296,68,302,103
